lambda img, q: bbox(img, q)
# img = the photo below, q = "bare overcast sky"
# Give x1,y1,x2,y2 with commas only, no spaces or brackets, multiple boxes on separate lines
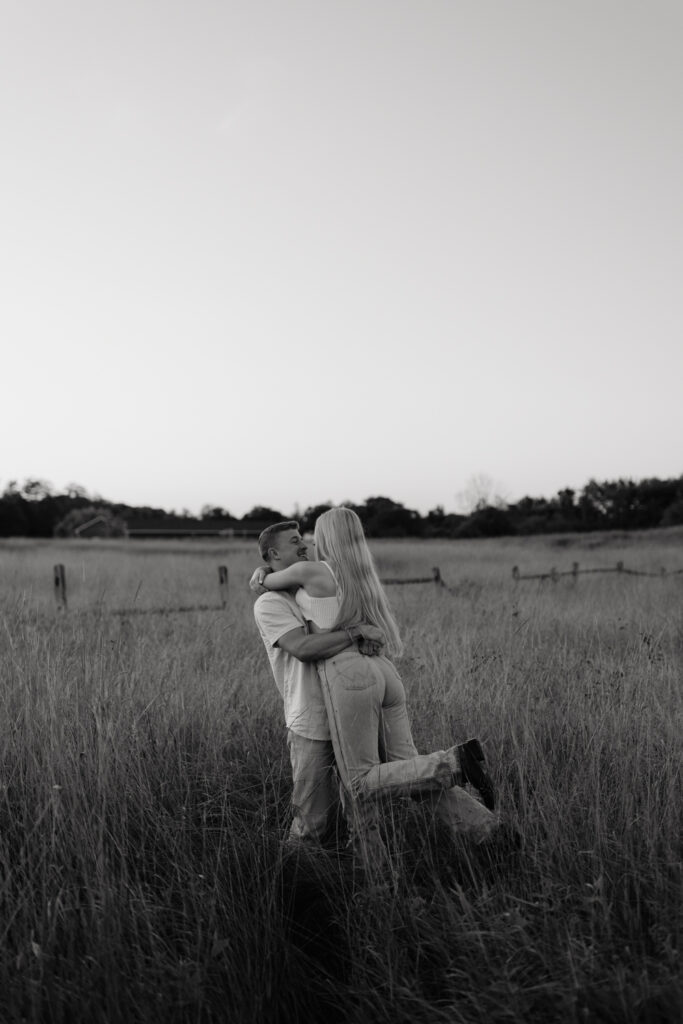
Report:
2,0,682,516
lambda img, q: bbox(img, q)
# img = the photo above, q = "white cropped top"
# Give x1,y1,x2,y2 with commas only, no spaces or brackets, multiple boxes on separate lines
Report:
295,561,341,631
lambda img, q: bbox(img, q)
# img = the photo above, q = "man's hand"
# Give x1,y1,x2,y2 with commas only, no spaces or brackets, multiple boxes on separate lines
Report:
249,566,273,594
350,623,385,656
358,638,384,656
354,623,385,645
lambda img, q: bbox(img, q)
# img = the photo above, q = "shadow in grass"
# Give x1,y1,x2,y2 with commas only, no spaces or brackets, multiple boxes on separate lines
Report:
576,978,682,1024
273,843,355,1022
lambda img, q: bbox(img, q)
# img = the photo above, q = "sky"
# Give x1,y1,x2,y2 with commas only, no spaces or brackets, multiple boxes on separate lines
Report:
2,0,682,518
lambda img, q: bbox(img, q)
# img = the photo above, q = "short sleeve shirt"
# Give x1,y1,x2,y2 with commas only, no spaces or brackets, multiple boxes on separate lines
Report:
253,591,330,741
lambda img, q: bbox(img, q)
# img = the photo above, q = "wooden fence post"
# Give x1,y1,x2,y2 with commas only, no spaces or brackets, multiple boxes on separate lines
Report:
54,564,67,610
431,566,442,586
512,566,520,582
218,565,229,607
616,561,623,573
572,562,579,582
550,567,559,583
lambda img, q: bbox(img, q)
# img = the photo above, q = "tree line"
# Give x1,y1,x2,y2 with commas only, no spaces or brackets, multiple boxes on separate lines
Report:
1,476,682,539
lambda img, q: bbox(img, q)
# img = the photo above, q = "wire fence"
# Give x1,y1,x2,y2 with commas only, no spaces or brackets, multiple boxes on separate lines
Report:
512,560,683,583
49,557,682,614
51,564,449,615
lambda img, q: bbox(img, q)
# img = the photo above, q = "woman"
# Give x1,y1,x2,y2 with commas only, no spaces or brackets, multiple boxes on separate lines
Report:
251,508,497,857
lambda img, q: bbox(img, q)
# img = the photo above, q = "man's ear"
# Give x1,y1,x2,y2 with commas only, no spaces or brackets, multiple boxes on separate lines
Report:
266,547,279,563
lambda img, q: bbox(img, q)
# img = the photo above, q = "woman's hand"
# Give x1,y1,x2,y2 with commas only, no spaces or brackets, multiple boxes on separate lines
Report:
249,565,274,594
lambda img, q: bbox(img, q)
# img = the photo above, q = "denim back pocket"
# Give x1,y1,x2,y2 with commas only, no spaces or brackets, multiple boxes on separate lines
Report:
331,654,380,691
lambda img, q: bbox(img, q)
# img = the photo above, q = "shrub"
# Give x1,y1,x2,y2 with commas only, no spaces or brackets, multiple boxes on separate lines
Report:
660,499,683,527
454,505,515,539
54,506,128,538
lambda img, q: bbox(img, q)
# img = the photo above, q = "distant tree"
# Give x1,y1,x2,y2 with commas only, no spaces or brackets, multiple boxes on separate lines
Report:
601,478,640,529
512,496,540,515
455,474,508,515
299,503,333,533
441,514,467,537
0,492,29,536
355,497,423,538
573,477,681,531
513,514,545,535
242,505,286,523
123,504,173,523
21,478,54,501
0,486,89,537
65,483,89,499
578,480,610,530
660,498,683,526
455,505,515,539
632,477,681,528
425,505,445,535
201,505,232,521
507,495,548,534
424,506,467,538
557,488,577,519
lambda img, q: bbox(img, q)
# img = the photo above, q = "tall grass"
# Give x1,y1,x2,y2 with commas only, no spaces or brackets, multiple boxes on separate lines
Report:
0,531,681,1022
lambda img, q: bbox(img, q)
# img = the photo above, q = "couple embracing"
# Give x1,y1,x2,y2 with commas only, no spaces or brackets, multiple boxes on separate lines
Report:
251,507,500,871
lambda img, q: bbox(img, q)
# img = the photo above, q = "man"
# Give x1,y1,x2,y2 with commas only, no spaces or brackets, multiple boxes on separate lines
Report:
252,520,384,844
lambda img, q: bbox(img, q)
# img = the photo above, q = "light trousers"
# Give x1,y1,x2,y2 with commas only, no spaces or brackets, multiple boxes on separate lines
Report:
317,649,497,859
286,730,338,844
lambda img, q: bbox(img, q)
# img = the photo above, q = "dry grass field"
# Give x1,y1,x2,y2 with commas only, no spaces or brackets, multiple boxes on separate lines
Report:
0,529,681,1023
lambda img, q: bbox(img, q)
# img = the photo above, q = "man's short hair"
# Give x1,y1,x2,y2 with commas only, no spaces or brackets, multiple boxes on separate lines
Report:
258,521,300,561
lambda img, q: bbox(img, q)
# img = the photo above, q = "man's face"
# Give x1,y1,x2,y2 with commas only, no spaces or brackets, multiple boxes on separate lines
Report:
269,529,309,568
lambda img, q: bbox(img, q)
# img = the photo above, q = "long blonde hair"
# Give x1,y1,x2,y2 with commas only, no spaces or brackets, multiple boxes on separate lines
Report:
313,507,403,658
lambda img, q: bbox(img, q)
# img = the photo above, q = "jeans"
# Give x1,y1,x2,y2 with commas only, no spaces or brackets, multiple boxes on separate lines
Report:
286,730,338,844
317,650,497,861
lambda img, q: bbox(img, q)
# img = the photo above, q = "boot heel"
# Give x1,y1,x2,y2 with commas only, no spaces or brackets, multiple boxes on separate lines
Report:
458,738,495,811
464,738,485,762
